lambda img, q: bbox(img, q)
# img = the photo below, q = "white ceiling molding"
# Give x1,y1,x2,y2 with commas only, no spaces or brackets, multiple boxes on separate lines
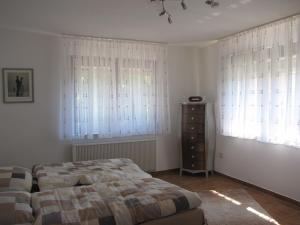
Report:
168,40,218,48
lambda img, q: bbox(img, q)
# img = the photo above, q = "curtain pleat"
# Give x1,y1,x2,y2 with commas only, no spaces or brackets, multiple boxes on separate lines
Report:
217,16,300,148
62,37,170,139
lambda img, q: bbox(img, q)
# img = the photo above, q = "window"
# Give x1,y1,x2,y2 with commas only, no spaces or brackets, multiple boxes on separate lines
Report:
218,16,300,148
62,38,170,139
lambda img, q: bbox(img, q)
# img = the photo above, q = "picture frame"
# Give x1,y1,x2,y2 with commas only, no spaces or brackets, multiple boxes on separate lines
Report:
2,68,34,103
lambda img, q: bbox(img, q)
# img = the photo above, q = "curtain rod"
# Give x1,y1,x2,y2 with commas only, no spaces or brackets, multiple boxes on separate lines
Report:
219,12,300,41
62,33,167,45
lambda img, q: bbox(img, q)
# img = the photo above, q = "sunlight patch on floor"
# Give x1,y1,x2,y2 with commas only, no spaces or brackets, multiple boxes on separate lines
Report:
210,190,281,225
247,207,280,225
210,190,242,205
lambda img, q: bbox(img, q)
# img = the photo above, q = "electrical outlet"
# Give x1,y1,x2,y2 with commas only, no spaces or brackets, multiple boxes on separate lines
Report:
219,152,224,159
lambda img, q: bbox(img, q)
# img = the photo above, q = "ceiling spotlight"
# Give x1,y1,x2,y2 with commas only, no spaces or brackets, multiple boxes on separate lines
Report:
211,1,219,7
168,14,173,24
159,9,166,16
151,0,178,24
181,0,187,10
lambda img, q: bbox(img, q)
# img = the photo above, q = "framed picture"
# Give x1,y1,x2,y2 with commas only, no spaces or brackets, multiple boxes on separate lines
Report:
2,68,34,103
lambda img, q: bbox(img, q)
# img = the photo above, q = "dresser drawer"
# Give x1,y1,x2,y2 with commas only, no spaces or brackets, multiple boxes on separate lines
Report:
182,123,205,133
183,151,206,161
182,142,205,152
182,133,205,144
182,104,205,114
182,158,206,170
183,113,205,123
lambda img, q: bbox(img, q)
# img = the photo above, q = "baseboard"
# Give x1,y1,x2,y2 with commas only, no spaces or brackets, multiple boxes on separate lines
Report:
215,171,300,207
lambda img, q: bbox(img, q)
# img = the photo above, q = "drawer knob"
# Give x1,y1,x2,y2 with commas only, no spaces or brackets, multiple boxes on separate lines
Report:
191,117,194,120
191,136,195,140
192,164,195,167
192,155,195,158
191,127,195,130
191,146,195,149
192,108,195,111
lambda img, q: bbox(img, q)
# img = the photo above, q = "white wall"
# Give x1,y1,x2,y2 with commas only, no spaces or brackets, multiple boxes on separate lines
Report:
0,29,70,168
198,43,300,202
156,47,199,171
198,44,218,102
216,135,300,202
0,28,199,170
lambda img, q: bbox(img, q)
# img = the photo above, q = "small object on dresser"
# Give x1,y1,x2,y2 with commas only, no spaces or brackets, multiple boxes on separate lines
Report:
188,96,203,102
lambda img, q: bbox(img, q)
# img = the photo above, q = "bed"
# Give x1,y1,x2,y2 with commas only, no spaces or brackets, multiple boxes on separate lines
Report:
2,159,204,225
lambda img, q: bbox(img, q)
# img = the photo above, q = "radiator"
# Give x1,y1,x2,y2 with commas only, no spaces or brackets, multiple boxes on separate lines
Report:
72,139,156,172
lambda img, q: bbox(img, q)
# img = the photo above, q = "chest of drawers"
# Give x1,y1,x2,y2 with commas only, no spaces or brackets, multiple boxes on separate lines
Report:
180,103,213,177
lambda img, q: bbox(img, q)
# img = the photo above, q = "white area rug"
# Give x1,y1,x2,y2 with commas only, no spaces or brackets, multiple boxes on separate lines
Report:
198,189,280,225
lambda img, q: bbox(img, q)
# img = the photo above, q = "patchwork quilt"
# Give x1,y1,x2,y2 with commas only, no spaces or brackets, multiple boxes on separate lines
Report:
33,158,152,191
32,177,201,225
0,167,32,192
0,191,34,225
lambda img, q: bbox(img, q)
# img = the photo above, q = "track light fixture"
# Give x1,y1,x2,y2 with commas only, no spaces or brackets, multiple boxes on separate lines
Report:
151,0,220,24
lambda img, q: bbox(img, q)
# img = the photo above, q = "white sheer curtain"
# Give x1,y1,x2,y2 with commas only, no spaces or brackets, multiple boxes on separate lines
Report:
217,15,300,148
62,37,170,139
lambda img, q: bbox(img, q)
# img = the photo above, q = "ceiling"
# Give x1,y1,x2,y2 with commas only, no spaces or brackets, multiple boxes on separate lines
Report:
0,0,300,44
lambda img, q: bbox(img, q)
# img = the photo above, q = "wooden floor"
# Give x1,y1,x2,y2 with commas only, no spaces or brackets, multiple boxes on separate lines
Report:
153,171,300,225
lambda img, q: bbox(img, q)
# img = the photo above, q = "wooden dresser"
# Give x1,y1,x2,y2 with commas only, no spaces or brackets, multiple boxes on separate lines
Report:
180,103,214,177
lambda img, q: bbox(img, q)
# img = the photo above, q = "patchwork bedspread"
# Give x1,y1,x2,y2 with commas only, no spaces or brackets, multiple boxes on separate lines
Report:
33,158,152,191
0,166,32,192
32,177,201,225
0,191,34,225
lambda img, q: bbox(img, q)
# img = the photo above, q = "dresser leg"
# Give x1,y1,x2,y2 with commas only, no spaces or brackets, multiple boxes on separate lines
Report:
205,171,208,178
180,169,183,176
